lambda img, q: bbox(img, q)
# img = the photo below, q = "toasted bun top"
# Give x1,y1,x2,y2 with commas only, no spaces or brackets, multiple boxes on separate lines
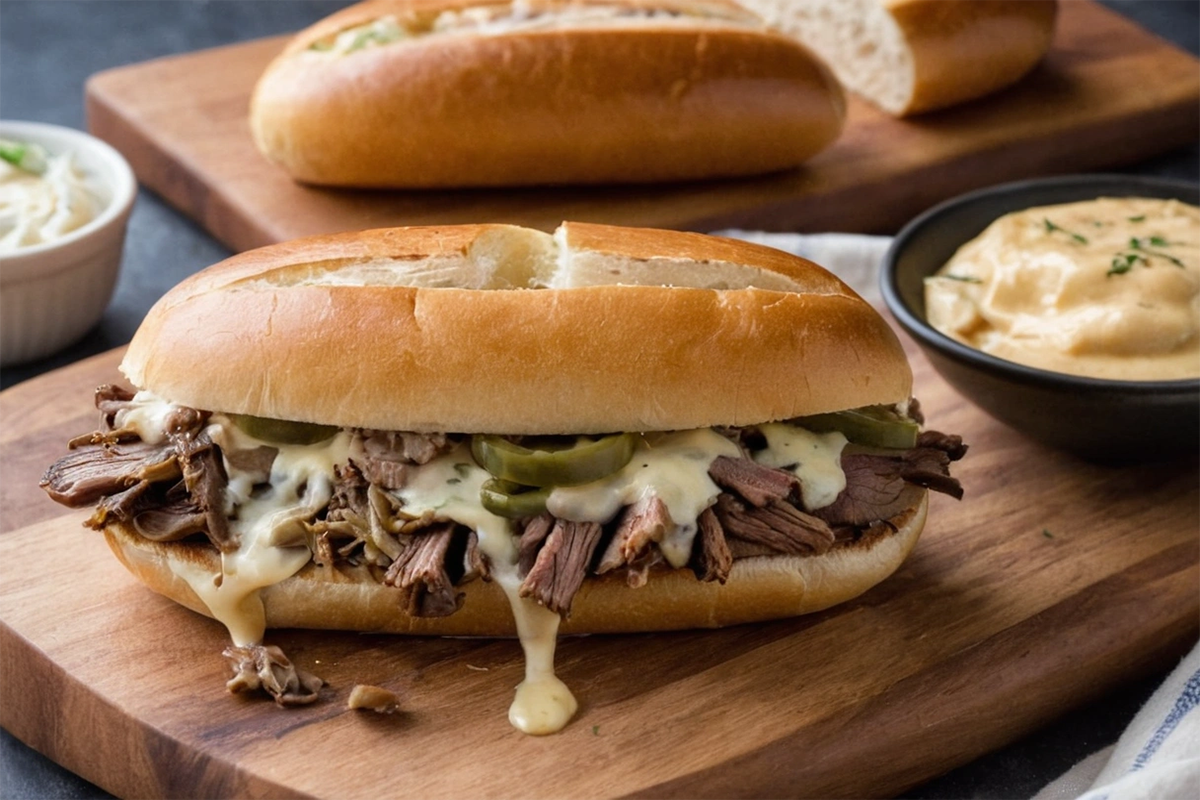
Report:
121,223,912,433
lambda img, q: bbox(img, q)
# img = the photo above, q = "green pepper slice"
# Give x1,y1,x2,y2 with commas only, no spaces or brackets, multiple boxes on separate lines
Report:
230,414,339,446
479,479,551,519
470,433,637,488
796,405,920,450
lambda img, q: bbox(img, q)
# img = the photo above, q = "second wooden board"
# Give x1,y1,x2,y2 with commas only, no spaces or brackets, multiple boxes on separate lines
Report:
84,0,1200,253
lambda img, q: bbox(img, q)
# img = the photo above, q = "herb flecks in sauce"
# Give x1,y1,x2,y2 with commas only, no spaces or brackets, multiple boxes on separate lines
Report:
1108,252,1145,276
1128,236,1186,267
1043,217,1089,244
1109,235,1189,276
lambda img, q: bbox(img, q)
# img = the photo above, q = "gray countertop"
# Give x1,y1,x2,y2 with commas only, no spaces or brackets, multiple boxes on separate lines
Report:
1,2,1197,798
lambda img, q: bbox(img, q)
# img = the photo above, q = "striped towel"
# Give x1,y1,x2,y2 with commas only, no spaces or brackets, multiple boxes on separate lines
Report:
715,230,1200,800
1032,642,1200,800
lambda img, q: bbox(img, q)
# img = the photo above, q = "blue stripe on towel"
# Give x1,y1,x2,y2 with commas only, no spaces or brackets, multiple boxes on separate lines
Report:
1130,666,1200,772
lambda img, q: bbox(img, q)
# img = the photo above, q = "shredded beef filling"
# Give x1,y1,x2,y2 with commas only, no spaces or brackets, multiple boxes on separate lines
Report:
42,439,179,507
223,644,323,706
44,386,967,629
708,455,801,508
383,522,464,617
519,518,605,617
176,435,234,549
42,385,238,551
352,430,453,489
690,507,732,583
131,491,209,542
595,494,672,575
713,494,835,555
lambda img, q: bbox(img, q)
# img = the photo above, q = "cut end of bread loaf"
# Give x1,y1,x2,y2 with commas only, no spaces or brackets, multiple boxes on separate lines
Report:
120,222,912,435
737,0,914,114
737,0,1058,116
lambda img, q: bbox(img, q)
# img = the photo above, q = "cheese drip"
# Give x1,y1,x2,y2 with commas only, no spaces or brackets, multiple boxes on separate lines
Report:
114,395,351,646
177,421,352,647
502,579,576,735
391,444,575,734
752,423,847,510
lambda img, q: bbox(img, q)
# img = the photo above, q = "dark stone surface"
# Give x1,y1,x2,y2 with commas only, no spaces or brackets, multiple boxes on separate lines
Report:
0,2,1196,798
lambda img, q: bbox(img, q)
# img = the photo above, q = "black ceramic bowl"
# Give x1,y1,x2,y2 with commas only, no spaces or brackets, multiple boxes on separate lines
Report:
881,174,1199,462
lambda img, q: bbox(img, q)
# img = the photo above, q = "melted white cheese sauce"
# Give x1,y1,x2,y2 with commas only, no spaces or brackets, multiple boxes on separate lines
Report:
501,579,576,735
110,396,849,734
548,429,740,567
112,391,184,445
392,444,516,566
752,424,847,510
180,422,352,647
925,197,1200,380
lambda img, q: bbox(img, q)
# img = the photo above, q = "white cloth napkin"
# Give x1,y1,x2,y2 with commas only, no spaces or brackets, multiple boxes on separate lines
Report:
1031,642,1200,800
712,230,891,305
714,230,1200,800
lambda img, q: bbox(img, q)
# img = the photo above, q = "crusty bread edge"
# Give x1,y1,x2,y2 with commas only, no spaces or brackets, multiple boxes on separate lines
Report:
102,493,927,637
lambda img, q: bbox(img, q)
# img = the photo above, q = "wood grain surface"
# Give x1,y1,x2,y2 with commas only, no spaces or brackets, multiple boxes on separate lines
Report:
1,341,1196,800
83,0,1200,254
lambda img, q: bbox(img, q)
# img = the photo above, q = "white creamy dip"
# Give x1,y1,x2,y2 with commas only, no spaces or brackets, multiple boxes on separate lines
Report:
925,197,1200,381
0,144,102,252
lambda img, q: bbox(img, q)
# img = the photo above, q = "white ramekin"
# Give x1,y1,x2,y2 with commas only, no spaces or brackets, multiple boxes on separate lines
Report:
0,120,137,366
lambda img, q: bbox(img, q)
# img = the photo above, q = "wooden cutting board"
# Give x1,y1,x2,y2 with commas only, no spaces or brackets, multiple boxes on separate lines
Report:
1,340,1196,800
84,0,1200,254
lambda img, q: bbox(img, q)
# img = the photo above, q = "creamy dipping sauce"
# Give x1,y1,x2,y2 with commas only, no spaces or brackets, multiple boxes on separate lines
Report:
0,145,102,252
925,197,1200,381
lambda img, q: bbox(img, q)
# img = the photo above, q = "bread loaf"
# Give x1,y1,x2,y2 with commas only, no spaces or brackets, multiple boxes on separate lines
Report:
250,0,847,187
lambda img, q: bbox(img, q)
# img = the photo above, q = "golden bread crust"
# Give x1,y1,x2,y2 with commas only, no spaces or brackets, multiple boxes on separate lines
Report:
249,0,845,186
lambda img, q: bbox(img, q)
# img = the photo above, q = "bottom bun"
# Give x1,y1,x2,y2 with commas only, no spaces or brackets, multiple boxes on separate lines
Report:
103,493,927,637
